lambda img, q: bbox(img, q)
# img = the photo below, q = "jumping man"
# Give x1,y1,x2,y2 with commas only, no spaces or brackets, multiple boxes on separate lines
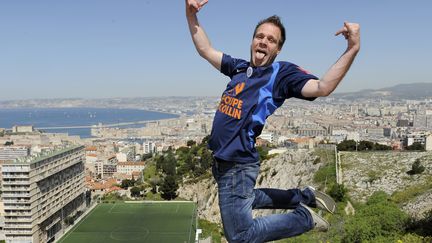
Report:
186,0,360,242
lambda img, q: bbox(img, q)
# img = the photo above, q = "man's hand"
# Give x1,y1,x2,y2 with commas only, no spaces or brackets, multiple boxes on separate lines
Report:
335,22,360,51
301,22,360,98
185,0,222,70
186,0,208,14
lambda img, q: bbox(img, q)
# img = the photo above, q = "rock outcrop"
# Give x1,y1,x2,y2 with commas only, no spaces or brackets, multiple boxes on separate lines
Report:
178,149,324,223
340,151,432,219
178,150,432,223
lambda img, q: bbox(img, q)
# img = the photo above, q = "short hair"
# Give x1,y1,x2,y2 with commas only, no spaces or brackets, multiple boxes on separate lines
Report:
253,15,286,49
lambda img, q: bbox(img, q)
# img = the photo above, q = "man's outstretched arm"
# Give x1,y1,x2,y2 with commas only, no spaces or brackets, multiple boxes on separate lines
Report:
301,22,360,97
186,0,223,71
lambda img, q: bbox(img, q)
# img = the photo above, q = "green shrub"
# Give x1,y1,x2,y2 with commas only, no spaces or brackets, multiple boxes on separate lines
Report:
198,218,223,243
407,159,425,175
329,183,348,202
391,181,432,204
343,191,409,242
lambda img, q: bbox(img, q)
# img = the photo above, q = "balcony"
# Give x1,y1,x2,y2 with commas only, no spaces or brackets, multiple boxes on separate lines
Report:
2,193,31,198
2,167,31,173
4,229,32,234
2,199,30,204
2,180,31,186
1,186,30,192
3,224,32,229
4,211,31,217
3,205,30,210
4,217,33,223
2,174,30,179
32,157,83,182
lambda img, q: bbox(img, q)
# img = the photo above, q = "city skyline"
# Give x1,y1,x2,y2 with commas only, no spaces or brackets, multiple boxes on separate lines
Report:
1,0,431,100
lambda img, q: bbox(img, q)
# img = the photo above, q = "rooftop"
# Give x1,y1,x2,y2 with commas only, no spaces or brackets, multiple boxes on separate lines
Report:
5,144,83,165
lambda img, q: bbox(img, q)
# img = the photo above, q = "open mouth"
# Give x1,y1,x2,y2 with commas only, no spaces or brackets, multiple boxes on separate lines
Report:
255,50,267,59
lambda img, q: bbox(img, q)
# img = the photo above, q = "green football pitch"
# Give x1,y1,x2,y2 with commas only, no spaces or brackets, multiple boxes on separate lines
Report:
58,201,197,243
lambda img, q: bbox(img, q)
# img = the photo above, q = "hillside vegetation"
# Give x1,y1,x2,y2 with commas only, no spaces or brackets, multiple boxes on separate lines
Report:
178,147,432,242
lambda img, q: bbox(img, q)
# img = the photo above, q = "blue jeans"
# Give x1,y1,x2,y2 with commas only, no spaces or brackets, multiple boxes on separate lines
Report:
212,159,316,243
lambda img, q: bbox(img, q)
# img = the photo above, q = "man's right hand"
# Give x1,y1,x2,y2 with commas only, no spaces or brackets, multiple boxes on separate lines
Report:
186,0,208,14
185,0,222,71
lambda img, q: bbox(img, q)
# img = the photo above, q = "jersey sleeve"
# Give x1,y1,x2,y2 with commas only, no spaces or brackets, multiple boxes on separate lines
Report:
220,54,248,78
273,62,319,101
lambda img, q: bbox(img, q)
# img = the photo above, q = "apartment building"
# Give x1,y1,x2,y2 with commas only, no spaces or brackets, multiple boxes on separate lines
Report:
117,162,145,176
94,161,117,179
1,145,85,243
0,146,30,161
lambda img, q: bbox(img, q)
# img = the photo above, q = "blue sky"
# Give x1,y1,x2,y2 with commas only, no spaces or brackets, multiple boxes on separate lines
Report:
0,0,431,100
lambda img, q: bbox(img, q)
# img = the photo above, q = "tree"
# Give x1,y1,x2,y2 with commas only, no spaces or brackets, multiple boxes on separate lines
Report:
406,142,425,151
407,159,425,175
176,146,190,155
163,151,177,176
328,183,348,202
160,175,178,200
337,140,356,151
149,177,160,193
120,179,135,189
201,135,210,145
187,140,196,147
4,141,13,146
373,142,392,150
130,186,141,198
156,155,164,171
178,152,195,177
199,148,213,171
142,152,153,161
358,140,374,151
256,146,269,161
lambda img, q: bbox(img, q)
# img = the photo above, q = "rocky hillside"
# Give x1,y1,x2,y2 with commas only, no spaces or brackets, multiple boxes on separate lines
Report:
340,151,432,219
179,149,432,224
178,149,324,224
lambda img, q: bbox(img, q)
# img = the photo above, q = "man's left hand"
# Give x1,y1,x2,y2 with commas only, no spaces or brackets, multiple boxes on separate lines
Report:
335,22,360,51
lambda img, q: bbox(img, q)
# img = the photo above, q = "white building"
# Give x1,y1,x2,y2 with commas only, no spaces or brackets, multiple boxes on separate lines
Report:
0,146,30,161
426,134,432,151
117,162,145,176
1,145,86,243
367,128,384,137
258,132,274,144
143,142,156,154
94,161,117,179
12,126,34,133
116,146,135,162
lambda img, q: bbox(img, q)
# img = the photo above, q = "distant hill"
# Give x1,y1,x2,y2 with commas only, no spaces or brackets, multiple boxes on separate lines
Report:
333,82,432,100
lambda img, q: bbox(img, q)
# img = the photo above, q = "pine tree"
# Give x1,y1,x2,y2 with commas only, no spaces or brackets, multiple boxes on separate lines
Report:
160,175,178,200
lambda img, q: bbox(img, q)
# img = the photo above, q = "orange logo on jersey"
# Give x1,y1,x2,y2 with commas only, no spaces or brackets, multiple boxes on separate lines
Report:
235,82,245,95
218,94,243,119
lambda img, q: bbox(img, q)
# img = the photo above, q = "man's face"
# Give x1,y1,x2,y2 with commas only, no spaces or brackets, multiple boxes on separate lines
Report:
250,23,282,67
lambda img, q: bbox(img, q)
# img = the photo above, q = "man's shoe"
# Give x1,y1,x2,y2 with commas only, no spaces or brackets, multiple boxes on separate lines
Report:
300,203,330,232
307,186,336,214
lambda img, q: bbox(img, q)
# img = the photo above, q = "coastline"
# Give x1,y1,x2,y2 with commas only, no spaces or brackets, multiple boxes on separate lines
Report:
0,107,181,138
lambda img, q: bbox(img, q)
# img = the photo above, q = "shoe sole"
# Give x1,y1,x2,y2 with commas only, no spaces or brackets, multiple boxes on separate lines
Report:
314,190,336,214
300,203,330,232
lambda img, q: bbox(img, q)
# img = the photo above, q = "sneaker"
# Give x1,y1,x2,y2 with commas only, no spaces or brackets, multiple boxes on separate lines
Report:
300,203,330,232
307,186,336,214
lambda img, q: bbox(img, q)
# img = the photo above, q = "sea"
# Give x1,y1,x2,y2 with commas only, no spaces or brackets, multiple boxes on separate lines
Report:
0,108,179,138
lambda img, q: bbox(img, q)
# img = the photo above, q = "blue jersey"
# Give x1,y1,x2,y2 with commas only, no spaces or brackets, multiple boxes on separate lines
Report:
208,54,318,163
